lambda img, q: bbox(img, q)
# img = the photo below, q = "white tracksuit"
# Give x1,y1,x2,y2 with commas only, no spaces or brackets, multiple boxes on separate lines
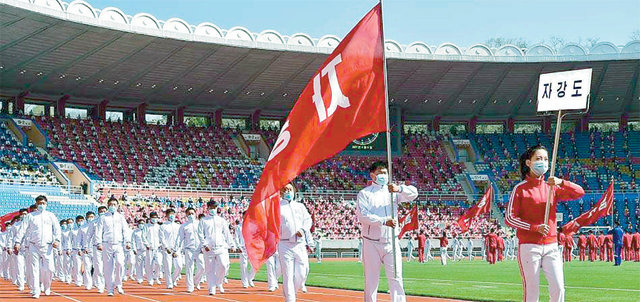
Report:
95,211,129,294
234,224,255,287
86,218,105,291
123,227,135,280
160,220,181,288
356,183,418,302
198,213,235,294
131,228,146,282
14,209,62,297
278,198,312,302
61,228,72,283
266,252,281,289
142,223,162,284
176,219,203,292
76,223,93,290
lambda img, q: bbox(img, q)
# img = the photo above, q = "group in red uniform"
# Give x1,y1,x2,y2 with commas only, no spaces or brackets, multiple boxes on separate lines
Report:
565,230,640,262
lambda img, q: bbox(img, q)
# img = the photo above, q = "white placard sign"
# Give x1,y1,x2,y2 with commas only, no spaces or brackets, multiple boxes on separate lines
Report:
13,118,33,127
469,174,489,181
537,68,592,112
55,162,75,172
242,134,262,141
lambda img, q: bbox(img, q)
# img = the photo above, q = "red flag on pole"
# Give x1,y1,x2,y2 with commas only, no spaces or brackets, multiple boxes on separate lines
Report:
457,186,493,233
243,4,386,271
398,205,418,239
562,180,614,235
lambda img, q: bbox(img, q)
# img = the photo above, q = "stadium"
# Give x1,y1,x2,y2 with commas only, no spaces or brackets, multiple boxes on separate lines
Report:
0,0,639,301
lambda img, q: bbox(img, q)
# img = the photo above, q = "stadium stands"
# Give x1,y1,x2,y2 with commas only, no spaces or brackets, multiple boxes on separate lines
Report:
0,120,57,185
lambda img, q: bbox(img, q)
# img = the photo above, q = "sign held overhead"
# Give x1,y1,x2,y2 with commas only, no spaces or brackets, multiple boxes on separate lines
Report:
537,68,592,112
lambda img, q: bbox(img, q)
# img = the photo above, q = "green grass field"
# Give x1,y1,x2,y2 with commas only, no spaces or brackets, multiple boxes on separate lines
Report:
227,259,640,301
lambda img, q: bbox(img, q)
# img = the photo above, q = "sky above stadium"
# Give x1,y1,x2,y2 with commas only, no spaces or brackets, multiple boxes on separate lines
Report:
87,0,638,48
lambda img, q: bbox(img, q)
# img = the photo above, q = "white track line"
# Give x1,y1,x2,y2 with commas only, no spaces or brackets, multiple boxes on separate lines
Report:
310,272,640,292
52,291,84,302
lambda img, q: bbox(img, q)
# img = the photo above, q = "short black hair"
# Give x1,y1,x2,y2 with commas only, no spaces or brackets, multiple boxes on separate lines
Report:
19,208,27,213
369,161,388,173
86,211,95,217
207,201,217,209
98,206,107,211
150,212,158,218
76,215,85,221
185,207,196,214
165,208,175,215
35,195,47,203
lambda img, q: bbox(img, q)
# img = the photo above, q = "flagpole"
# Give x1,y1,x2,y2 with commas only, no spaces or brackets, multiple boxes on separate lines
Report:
378,0,399,279
543,110,563,224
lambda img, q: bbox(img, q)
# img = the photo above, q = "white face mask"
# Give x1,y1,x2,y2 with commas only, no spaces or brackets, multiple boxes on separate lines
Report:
531,160,549,176
374,173,388,186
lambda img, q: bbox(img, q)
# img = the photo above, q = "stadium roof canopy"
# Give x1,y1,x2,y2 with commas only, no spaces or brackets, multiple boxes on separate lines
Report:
1,0,639,121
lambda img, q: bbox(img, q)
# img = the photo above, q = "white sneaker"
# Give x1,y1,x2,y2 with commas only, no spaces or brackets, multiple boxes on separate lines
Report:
107,291,114,296
302,285,308,293
44,289,51,296
196,284,201,290
18,285,24,291
148,281,154,286
218,285,224,293
268,287,277,292
209,288,216,295
98,288,104,294
187,288,194,293
243,284,248,288
249,281,255,287
224,278,228,284
32,293,40,299
117,286,124,294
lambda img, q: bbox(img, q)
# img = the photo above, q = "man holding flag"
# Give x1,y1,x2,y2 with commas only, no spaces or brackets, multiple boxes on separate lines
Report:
357,161,418,302
243,0,389,281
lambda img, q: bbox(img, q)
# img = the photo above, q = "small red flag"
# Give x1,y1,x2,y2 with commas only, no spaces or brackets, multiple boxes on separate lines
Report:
563,180,614,235
243,4,386,271
398,205,418,239
457,186,493,233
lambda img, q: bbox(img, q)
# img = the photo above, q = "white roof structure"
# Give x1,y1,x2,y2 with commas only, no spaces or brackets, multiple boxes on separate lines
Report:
1,0,638,119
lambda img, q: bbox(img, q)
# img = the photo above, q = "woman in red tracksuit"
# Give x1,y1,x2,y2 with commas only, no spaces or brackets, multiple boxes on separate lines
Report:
505,145,585,302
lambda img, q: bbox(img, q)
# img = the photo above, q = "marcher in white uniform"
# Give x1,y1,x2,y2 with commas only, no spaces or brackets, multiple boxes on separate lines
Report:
466,237,474,260
87,206,107,293
277,182,312,302
198,201,235,295
160,208,181,289
266,252,281,291
176,208,202,292
406,237,415,262
233,215,255,288
81,212,95,290
143,212,162,285
356,161,418,302
131,219,146,284
452,234,462,261
12,210,28,291
95,198,129,296
13,195,61,299
315,234,323,264
425,237,434,261
60,219,72,284
71,216,88,287
123,222,135,282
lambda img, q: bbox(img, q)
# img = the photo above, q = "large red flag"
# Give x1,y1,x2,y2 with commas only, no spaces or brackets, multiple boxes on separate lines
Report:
562,180,614,235
457,186,493,233
243,4,386,270
398,205,418,239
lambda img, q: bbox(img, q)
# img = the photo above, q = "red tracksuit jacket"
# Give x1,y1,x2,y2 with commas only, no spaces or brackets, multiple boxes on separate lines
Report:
505,175,585,245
